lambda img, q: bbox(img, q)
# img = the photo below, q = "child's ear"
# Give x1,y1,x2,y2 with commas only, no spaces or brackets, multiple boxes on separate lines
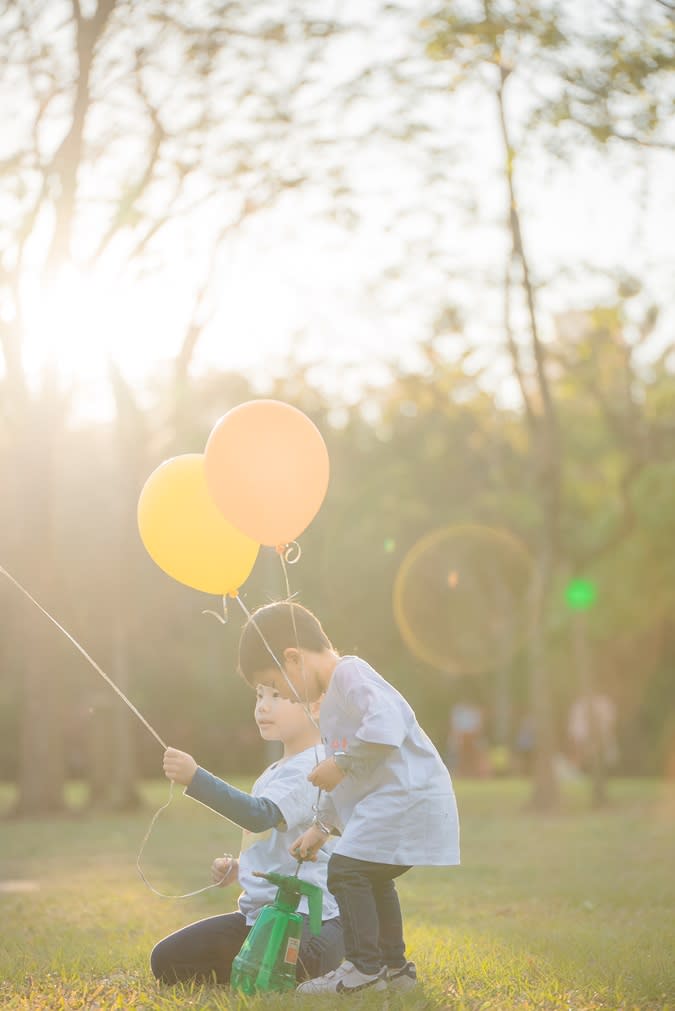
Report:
282,646,302,669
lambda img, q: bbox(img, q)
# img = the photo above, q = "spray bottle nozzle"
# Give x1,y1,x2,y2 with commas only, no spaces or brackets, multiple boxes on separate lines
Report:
252,870,323,936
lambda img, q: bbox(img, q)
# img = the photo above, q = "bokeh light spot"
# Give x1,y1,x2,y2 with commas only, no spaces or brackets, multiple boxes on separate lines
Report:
565,578,598,611
393,524,533,675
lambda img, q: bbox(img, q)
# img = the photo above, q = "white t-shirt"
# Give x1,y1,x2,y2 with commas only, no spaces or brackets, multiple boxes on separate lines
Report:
237,746,340,925
319,656,460,866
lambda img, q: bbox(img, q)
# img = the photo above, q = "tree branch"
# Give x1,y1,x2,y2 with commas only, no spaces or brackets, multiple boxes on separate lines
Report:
503,261,536,430
88,61,166,264
44,0,117,273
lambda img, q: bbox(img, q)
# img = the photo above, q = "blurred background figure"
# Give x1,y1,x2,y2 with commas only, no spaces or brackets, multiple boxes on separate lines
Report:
447,701,488,777
513,711,535,776
567,693,619,774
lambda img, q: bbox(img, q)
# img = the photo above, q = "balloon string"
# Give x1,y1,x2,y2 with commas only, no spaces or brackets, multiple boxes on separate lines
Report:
202,595,228,624
238,565,324,872
233,594,286,683
278,551,324,837
0,563,228,900
0,565,167,750
136,780,224,899
234,593,320,732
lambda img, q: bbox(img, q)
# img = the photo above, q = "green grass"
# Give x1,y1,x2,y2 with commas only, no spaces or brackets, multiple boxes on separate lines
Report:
1,778,674,1010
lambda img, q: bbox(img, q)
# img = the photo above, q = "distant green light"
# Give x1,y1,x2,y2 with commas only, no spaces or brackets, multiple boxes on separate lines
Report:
384,538,396,554
565,578,597,611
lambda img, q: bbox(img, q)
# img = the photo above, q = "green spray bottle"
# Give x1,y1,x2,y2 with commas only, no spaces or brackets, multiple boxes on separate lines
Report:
230,870,323,995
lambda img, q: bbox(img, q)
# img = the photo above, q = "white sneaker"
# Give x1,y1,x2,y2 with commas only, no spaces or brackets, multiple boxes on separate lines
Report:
297,960,387,995
386,960,418,991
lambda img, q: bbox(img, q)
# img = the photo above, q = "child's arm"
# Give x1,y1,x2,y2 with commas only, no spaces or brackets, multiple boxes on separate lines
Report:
290,788,343,859
308,740,397,790
163,748,284,832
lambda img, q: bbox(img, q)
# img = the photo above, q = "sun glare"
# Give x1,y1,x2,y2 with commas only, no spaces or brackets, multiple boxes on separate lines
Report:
21,264,190,399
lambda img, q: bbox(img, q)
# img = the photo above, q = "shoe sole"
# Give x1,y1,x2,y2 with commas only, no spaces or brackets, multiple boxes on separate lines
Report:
298,973,387,995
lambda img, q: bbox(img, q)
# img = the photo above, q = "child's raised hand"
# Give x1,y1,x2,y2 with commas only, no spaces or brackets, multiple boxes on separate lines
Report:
290,825,328,862
211,854,238,887
163,747,198,786
307,756,345,792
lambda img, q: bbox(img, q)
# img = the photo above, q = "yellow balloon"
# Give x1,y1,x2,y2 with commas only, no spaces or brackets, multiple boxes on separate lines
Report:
138,454,259,595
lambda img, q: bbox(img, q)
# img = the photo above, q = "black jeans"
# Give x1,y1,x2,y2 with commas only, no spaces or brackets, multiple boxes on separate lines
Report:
151,910,343,985
327,854,412,975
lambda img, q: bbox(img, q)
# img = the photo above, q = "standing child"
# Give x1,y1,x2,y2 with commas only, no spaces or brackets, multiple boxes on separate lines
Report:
237,601,460,995
150,684,343,986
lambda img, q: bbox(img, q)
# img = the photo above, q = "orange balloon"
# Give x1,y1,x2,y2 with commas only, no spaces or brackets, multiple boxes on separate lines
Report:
204,400,330,547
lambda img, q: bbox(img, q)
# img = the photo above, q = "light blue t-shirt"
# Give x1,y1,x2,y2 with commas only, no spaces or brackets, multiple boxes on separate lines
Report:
238,746,340,925
319,656,460,866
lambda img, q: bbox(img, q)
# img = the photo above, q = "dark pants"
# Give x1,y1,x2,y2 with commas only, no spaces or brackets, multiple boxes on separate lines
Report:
327,853,411,975
150,910,343,986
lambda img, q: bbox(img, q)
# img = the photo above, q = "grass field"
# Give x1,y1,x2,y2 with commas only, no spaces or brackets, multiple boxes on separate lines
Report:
0,778,673,1010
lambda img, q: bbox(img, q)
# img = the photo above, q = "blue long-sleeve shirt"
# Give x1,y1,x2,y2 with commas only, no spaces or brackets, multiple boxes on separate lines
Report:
185,767,284,831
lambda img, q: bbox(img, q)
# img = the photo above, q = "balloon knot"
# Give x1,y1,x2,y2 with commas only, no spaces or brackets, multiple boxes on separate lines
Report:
283,542,302,564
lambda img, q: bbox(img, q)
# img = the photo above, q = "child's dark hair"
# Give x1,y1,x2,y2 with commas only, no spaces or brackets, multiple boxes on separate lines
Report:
238,602,332,684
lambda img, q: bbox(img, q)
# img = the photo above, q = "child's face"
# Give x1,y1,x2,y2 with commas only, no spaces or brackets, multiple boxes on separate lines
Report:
254,684,315,742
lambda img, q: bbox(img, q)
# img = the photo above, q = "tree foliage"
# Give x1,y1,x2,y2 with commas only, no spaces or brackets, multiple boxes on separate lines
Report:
0,0,673,812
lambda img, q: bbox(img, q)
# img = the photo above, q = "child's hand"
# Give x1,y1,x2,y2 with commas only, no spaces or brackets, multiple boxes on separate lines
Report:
211,854,238,887
307,757,345,792
163,747,198,786
290,825,329,862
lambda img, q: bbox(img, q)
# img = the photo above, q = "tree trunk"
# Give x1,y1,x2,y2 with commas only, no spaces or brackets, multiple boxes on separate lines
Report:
14,419,66,815
17,640,66,814
86,690,114,807
496,68,562,810
103,401,142,809
573,611,607,808
528,544,560,811
86,617,141,811
108,615,141,809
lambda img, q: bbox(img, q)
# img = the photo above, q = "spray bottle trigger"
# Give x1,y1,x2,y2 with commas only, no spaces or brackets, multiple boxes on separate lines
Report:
252,871,323,936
